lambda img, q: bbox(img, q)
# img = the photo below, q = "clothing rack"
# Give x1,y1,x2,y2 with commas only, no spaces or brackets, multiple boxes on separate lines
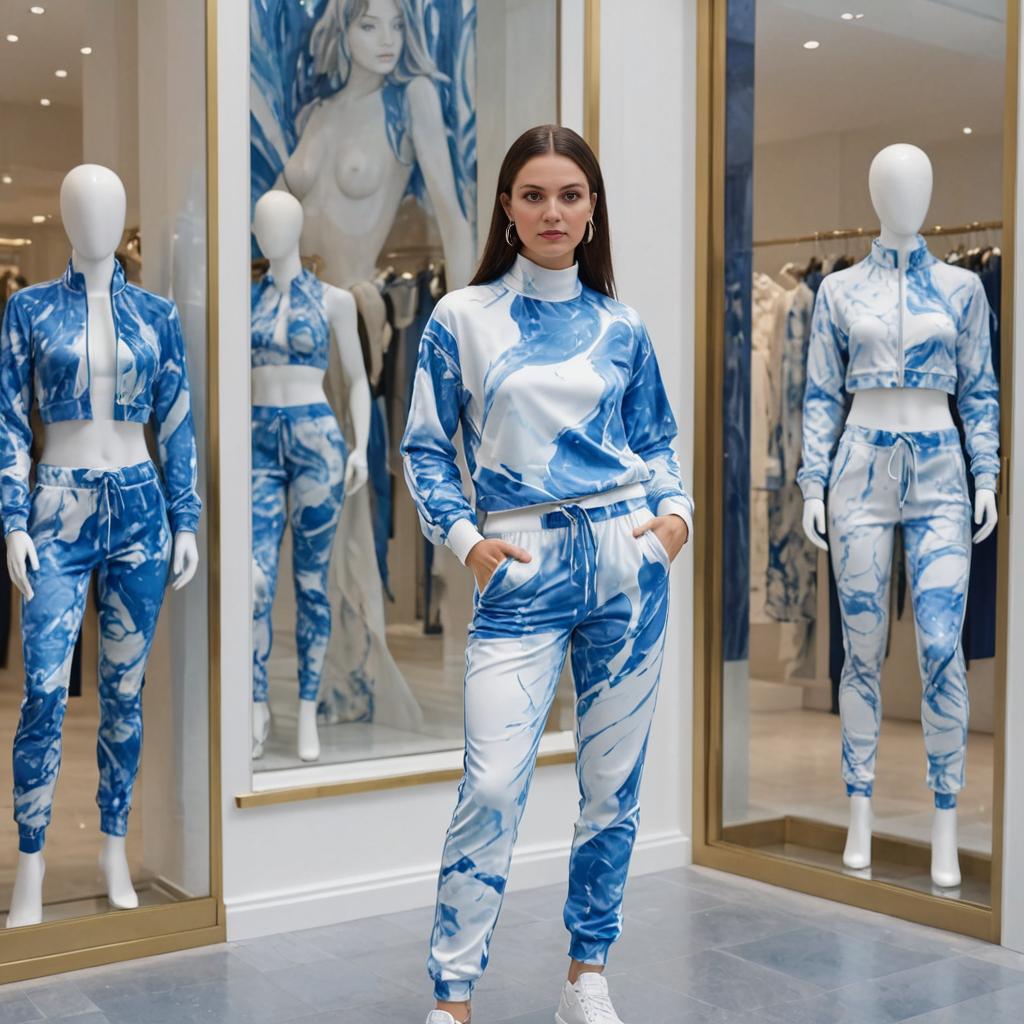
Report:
753,219,1003,249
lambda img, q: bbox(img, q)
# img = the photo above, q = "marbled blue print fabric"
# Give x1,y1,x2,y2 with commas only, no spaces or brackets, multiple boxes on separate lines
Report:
251,269,330,370
12,462,172,853
828,426,972,808
799,236,1000,501
252,403,346,703
0,259,202,538
429,496,670,1002
400,254,693,566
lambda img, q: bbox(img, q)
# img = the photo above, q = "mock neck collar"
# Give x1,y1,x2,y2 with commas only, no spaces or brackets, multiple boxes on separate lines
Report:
502,253,581,302
869,235,933,271
62,256,127,295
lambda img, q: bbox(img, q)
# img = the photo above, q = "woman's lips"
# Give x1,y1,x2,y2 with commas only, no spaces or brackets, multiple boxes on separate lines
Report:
540,231,566,239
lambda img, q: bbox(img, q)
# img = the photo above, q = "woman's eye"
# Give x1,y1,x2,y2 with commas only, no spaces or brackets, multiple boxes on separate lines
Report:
524,192,542,202
360,22,375,31
563,192,579,201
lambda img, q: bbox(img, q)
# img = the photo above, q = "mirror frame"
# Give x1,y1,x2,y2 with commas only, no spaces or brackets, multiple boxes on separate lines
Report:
0,0,225,982
692,0,1018,943
237,0,604,809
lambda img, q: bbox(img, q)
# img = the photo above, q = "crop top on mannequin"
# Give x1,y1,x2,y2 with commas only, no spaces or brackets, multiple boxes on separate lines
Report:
251,267,330,371
798,235,1000,501
401,253,694,564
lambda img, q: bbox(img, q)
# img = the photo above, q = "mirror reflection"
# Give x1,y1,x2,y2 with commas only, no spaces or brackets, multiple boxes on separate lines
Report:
0,0,211,925
249,0,568,770
721,0,1005,906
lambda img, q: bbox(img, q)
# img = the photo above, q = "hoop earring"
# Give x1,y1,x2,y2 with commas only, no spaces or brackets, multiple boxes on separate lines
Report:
585,219,596,245
505,221,517,246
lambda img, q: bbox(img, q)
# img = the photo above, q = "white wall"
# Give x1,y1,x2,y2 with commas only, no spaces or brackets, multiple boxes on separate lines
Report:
217,0,695,940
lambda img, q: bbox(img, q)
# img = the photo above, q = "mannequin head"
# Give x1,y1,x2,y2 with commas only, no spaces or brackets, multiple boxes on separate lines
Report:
59,164,126,260
868,145,933,238
253,191,304,259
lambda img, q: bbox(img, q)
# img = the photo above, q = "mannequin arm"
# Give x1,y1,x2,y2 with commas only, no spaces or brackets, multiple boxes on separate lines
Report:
325,286,370,495
6,530,38,601
973,488,997,544
802,498,828,552
171,531,199,590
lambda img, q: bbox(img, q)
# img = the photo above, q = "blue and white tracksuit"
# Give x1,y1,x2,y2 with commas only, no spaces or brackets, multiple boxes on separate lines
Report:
251,270,347,704
798,237,1000,808
401,254,692,1001
0,259,201,852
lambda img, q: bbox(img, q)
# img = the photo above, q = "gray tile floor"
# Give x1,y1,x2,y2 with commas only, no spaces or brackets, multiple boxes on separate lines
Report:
3,865,1024,1023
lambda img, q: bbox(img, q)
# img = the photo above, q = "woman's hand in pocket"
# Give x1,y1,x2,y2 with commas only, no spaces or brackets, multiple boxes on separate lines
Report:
633,514,689,562
466,539,532,591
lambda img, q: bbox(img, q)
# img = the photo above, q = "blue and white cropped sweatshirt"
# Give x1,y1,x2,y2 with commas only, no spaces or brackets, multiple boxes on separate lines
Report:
0,259,202,536
797,236,1000,501
400,254,693,563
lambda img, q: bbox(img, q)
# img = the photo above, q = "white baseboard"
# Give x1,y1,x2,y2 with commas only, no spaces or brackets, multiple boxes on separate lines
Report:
224,831,691,942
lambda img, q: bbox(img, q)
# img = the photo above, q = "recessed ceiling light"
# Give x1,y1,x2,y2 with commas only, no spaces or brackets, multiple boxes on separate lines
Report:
1,175,12,185
803,40,820,50
80,45,92,55
5,33,18,42
841,11,855,18
39,97,50,106
54,68,67,78
30,5,45,13
32,215,46,223
963,126,974,135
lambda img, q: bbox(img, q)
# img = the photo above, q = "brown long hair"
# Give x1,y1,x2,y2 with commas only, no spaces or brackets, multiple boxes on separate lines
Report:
469,125,615,298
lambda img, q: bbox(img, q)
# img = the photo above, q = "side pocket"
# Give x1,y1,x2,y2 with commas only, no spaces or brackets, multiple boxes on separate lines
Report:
644,529,671,568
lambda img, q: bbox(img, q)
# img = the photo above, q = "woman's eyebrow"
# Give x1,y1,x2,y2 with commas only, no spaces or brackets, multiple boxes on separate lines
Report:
518,182,587,191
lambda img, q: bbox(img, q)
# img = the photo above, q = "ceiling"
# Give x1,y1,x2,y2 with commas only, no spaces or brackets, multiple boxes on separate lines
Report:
754,0,1006,146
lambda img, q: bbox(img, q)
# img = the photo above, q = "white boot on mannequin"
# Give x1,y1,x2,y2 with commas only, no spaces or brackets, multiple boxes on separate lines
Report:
802,144,996,889
5,164,200,925
251,190,370,763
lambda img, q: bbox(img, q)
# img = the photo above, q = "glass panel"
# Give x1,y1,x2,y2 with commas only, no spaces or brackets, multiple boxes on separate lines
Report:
720,0,1005,907
249,1,568,773
0,0,211,925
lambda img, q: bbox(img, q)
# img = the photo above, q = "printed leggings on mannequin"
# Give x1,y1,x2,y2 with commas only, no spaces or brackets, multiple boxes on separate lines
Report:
429,489,670,1002
12,462,172,854
252,403,346,703
828,425,972,809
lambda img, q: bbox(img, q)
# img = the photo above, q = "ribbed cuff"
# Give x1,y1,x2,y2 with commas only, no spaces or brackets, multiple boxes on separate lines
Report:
974,473,997,494
935,792,958,810
445,517,486,565
800,479,826,502
18,829,45,854
656,497,693,540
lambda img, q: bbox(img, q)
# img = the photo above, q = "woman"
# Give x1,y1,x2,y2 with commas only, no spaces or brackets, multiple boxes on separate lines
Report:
278,0,474,289
402,125,693,1024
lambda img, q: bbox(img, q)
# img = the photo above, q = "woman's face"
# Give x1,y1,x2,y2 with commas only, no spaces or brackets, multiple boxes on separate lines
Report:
501,153,597,270
346,0,405,77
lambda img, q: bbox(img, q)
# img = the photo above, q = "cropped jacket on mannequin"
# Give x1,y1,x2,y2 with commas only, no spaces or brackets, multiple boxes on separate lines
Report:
797,235,1000,500
401,253,694,564
250,267,331,370
0,258,201,536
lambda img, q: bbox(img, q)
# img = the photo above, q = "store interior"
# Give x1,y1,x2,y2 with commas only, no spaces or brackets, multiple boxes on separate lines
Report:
719,0,1003,907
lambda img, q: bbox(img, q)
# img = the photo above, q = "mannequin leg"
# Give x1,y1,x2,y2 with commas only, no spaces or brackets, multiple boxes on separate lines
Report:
827,438,898,868
251,455,288,734
287,409,346,762
563,511,669,966
94,472,172,907
901,444,972,888
6,852,45,927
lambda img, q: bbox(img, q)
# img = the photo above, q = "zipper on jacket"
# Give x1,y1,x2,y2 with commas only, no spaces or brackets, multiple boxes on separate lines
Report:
897,253,905,387
83,285,93,401
110,270,121,420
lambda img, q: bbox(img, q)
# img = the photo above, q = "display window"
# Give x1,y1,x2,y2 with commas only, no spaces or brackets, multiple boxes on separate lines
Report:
694,0,1015,941
0,0,221,978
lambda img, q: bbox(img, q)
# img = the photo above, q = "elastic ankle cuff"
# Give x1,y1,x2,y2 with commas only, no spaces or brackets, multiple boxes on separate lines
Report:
100,815,129,838
433,979,473,1002
934,792,957,810
18,830,44,854
568,937,610,965
846,784,873,799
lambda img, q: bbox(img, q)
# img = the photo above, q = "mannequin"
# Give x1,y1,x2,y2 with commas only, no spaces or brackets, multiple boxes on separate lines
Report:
3,164,201,927
801,144,998,889
250,190,370,762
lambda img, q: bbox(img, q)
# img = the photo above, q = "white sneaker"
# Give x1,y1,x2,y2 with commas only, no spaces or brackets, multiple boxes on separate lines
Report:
556,973,626,1024
426,1012,466,1024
